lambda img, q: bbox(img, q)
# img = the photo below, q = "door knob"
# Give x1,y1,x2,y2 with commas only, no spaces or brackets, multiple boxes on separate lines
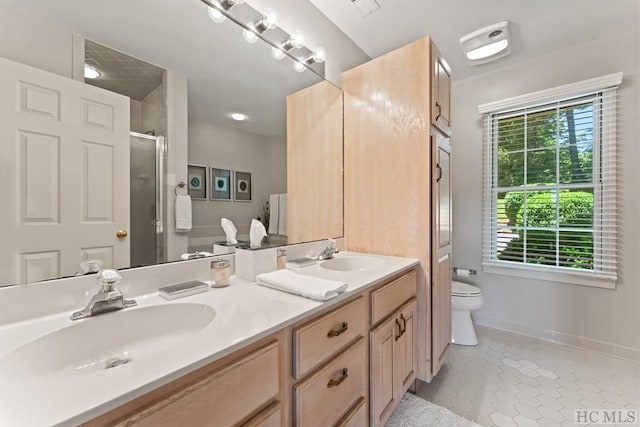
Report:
116,229,128,239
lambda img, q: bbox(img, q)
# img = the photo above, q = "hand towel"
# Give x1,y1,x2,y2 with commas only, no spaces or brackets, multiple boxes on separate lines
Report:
221,218,238,244
249,218,267,248
256,269,347,301
277,193,287,236
268,194,279,235
175,195,192,232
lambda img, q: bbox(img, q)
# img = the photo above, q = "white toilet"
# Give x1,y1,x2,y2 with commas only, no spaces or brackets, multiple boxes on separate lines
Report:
451,281,483,346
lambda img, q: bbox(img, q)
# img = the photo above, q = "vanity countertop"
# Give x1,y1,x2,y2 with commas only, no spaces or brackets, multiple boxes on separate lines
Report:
0,251,418,426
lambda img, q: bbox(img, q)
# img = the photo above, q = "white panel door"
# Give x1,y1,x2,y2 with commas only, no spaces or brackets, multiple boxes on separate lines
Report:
0,57,130,285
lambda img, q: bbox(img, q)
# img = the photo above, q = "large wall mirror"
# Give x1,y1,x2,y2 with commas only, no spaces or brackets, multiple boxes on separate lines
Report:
0,0,344,286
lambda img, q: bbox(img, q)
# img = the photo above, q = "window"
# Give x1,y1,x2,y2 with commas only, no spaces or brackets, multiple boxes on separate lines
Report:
480,74,622,288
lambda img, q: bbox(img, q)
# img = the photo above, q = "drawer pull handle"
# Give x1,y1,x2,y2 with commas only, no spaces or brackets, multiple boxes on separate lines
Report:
395,318,403,341
327,368,349,388
327,322,349,338
399,313,407,335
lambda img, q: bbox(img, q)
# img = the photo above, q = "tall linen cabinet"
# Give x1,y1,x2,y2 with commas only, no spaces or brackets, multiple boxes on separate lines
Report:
343,37,452,382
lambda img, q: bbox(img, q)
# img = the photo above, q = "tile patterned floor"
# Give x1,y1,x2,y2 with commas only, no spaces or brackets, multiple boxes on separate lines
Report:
416,326,640,427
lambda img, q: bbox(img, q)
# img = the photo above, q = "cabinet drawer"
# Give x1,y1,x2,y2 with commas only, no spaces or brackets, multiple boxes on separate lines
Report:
336,397,366,427
242,401,281,427
370,270,416,325
293,296,366,379
125,342,280,427
294,338,366,427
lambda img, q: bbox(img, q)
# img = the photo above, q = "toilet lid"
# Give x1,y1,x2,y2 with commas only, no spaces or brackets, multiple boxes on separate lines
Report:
451,281,482,296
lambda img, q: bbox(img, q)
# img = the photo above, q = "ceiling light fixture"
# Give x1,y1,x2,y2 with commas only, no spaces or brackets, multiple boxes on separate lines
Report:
460,21,511,66
84,64,100,79
207,6,226,23
199,0,326,77
230,112,247,121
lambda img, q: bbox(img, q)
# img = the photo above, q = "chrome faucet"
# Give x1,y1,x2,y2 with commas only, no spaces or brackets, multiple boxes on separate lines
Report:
71,269,137,320
317,239,339,261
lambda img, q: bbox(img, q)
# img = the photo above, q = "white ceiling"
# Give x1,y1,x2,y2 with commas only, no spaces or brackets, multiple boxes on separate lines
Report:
309,0,639,80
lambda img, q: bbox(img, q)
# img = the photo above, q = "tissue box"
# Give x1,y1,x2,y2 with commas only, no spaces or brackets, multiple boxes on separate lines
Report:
235,247,277,281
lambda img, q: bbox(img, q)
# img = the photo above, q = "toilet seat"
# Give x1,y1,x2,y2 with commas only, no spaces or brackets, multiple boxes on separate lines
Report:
451,281,481,297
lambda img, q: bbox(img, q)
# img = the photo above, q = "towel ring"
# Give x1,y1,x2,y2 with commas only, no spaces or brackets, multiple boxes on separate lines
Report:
174,181,190,196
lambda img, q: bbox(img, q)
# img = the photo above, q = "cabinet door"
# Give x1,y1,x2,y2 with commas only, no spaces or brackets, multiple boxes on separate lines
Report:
394,298,417,400
431,134,452,376
287,80,343,243
370,316,400,427
431,46,452,136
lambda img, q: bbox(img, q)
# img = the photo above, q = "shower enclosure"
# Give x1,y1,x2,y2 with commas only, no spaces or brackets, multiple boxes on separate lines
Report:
129,132,165,267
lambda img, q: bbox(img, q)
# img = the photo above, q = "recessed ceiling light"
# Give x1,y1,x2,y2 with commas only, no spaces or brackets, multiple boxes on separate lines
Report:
231,113,247,121
84,64,100,79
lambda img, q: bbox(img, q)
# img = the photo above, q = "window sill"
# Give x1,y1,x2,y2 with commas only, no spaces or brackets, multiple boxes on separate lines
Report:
482,261,616,289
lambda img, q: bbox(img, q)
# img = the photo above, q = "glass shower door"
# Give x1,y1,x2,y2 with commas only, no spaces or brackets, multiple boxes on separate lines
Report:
129,132,164,267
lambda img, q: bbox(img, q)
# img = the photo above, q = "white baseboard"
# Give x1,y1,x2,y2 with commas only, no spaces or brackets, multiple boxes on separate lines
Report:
473,314,640,362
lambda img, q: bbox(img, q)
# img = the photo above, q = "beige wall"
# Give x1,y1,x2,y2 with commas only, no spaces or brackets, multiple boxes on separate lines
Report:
187,119,287,248
0,8,73,78
451,29,640,352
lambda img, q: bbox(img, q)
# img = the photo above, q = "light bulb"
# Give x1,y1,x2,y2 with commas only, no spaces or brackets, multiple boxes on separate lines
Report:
230,113,247,121
271,47,285,60
293,60,306,73
312,47,326,63
291,32,305,49
84,64,100,79
255,10,278,33
264,11,278,29
207,7,226,23
242,29,258,44
282,32,305,51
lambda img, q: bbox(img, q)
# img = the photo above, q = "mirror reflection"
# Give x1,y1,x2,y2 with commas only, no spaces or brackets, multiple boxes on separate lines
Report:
0,0,343,286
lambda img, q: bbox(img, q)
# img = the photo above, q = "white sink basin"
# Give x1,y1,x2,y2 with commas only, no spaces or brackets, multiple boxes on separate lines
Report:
0,303,215,379
320,256,385,272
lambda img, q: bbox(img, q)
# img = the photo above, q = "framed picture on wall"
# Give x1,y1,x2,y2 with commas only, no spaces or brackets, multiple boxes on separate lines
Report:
210,167,232,201
234,171,252,202
187,164,208,200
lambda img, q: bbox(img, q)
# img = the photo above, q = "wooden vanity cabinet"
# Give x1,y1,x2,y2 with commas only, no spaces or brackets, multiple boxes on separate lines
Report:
344,36,453,382
85,333,286,427
369,273,418,427
88,268,418,427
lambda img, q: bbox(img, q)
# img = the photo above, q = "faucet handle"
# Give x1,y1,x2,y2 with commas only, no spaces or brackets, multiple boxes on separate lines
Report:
96,269,122,292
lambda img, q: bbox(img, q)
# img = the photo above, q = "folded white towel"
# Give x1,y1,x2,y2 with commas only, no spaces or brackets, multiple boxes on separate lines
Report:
175,194,192,232
268,194,279,235
277,193,287,236
256,269,347,301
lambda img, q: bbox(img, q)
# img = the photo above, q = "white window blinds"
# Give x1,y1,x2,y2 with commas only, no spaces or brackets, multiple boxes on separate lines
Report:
480,74,621,288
